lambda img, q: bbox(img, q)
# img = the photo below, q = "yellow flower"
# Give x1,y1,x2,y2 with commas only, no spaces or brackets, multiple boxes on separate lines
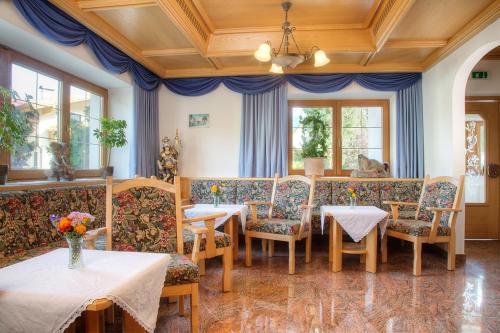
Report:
74,224,86,235
211,185,218,193
352,193,357,198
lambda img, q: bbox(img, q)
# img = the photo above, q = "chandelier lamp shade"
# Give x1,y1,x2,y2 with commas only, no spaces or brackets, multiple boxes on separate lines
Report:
254,1,330,74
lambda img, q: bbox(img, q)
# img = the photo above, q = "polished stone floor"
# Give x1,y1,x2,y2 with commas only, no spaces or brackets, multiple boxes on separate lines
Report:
126,239,500,332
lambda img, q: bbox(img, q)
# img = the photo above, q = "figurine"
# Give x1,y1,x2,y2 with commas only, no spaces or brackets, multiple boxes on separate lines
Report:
157,130,181,183
48,142,75,181
350,154,390,178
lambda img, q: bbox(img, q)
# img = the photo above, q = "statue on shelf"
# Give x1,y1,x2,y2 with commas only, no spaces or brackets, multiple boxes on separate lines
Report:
350,154,390,178
157,129,181,184
47,142,75,181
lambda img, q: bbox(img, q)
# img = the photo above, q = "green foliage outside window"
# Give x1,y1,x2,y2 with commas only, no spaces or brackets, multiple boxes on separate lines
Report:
93,117,127,167
299,108,330,159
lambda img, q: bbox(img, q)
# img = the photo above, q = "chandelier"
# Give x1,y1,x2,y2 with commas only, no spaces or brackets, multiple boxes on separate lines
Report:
254,1,330,74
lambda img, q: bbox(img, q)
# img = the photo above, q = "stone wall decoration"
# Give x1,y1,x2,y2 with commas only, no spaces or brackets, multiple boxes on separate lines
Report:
157,130,181,183
350,154,390,178
47,142,75,181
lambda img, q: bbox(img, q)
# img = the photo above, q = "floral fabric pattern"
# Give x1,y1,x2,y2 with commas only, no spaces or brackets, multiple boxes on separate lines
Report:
236,179,273,204
191,180,237,204
0,240,66,268
86,185,106,228
272,180,311,220
332,181,381,207
112,187,178,253
387,219,451,237
182,229,232,254
379,181,423,212
164,253,200,285
417,182,457,225
246,218,308,235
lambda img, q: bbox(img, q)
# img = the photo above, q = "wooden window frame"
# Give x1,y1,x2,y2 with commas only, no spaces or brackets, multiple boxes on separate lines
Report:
288,99,390,176
0,47,108,181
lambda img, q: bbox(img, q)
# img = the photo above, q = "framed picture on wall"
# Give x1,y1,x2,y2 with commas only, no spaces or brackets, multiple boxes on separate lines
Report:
189,113,209,128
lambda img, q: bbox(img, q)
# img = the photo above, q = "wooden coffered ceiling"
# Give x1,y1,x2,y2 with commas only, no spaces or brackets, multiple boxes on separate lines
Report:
51,0,500,78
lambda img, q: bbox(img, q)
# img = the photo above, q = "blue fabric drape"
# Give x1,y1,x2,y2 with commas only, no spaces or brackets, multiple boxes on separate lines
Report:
397,80,424,178
134,84,159,177
239,84,288,177
13,0,161,91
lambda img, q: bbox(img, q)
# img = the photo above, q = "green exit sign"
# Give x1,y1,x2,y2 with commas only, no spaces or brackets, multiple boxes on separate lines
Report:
472,71,488,79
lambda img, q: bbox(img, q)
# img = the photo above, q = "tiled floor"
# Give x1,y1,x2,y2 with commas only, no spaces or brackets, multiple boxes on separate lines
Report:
131,239,500,332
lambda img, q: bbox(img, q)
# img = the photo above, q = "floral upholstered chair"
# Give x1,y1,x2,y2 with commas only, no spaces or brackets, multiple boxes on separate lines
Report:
244,174,316,274
381,175,464,276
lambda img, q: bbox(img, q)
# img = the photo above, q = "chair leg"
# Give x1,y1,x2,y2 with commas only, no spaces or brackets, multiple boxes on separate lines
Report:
381,233,388,263
191,284,199,333
413,240,422,276
447,238,456,271
268,240,274,257
261,239,268,256
245,234,252,267
222,246,232,292
178,296,185,316
198,259,205,276
289,240,296,275
305,234,311,263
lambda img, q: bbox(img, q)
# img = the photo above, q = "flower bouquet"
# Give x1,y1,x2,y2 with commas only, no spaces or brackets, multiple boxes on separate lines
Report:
210,183,224,207
51,212,95,269
347,187,358,208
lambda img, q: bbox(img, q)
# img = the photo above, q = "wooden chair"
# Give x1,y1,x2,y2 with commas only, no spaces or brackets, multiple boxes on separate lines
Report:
381,175,464,276
244,174,316,274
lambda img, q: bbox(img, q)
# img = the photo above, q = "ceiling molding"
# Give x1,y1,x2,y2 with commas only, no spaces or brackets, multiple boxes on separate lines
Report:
212,23,367,35
363,0,383,28
207,29,375,58
78,0,156,11
163,63,424,78
156,0,211,54
142,48,199,57
49,0,165,76
423,0,500,70
384,39,448,49
207,57,223,70
191,0,215,32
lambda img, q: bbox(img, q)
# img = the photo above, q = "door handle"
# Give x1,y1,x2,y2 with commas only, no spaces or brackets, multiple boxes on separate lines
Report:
487,164,500,178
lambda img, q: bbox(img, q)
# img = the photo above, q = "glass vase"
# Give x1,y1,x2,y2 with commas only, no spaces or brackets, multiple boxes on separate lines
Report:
213,194,220,207
349,196,357,208
66,236,84,269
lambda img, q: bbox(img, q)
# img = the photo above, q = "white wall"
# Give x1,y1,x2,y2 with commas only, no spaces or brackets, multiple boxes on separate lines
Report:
422,18,500,254
466,60,500,96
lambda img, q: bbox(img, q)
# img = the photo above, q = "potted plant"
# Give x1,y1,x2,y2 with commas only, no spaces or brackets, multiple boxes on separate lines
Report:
0,87,36,185
299,108,329,176
93,117,127,177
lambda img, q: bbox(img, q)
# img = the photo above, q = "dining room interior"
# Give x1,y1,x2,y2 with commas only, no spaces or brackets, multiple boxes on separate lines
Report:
0,0,499,332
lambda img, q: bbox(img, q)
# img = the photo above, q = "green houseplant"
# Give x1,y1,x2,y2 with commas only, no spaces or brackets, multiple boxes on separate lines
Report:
0,87,36,185
93,117,127,177
299,108,329,176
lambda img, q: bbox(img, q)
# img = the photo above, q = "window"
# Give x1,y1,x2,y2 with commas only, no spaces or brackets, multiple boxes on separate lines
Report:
289,100,389,176
0,49,108,180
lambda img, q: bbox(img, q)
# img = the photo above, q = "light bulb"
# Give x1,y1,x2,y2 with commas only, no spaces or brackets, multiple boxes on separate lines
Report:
314,50,330,67
269,63,283,74
254,43,272,62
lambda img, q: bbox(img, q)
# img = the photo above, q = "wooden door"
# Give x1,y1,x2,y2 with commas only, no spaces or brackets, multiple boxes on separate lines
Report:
465,99,500,239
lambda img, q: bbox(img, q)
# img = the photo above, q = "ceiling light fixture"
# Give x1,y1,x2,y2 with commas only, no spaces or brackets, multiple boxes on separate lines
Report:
254,1,330,74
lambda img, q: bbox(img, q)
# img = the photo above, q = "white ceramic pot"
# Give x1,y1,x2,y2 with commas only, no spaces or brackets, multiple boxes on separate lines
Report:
304,157,325,176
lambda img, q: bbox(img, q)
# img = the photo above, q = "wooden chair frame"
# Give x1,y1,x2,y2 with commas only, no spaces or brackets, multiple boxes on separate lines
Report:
244,174,316,274
381,175,465,276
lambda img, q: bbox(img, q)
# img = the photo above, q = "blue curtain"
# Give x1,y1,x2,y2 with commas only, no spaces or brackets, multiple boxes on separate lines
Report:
239,84,288,177
134,84,159,177
397,80,424,178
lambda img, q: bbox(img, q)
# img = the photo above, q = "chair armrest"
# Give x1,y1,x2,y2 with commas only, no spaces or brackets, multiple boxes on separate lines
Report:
383,201,419,206
184,224,209,234
427,207,461,244
299,204,315,209
425,207,462,213
84,227,107,250
182,212,226,224
244,201,273,206
181,204,195,210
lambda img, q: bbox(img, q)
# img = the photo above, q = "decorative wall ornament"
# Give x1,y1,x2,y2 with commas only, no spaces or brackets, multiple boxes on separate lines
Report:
465,120,484,176
157,130,181,183
350,154,390,178
47,142,75,181
189,114,209,128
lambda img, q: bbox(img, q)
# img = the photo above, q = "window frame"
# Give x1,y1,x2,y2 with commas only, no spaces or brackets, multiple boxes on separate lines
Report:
288,99,390,176
0,47,108,181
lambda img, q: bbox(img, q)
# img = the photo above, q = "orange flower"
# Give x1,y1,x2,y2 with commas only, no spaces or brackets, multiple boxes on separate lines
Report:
74,224,86,235
58,217,72,232
347,187,354,193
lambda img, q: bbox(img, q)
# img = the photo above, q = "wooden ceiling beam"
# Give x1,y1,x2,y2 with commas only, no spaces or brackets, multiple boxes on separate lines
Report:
142,48,199,57
384,39,448,49
423,0,500,70
49,0,165,76
78,0,156,11
156,0,211,55
164,63,424,78
207,57,223,70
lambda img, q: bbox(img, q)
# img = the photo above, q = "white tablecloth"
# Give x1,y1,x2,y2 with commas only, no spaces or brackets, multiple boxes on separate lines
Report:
184,204,248,231
320,206,389,242
0,249,169,333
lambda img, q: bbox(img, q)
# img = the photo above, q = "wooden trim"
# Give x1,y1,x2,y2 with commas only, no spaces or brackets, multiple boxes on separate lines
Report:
78,0,156,11
384,39,448,49
212,23,368,35
191,0,215,32
142,48,200,57
422,0,500,70
0,178,116,191
466,96,500,102
482,54,500,60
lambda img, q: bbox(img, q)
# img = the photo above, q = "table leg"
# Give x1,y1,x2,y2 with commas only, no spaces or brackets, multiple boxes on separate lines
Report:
365,227,378,273
224,219,234,269
332,220,342,272
328,216,333,263
232,215,239,261
123,310,145,333
360,238,366,264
